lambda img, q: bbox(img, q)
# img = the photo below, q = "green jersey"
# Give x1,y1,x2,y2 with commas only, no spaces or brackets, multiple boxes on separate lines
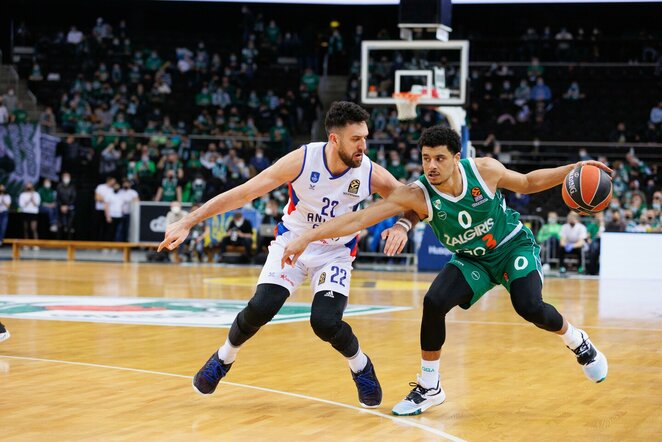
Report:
416,158,524,259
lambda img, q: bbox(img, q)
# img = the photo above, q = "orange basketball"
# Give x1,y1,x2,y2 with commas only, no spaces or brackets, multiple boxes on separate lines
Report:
562,165,612,214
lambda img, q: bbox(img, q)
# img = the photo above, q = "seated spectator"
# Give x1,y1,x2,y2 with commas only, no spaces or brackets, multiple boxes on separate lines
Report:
507,192,530,215
386,150,406,182
559,212,588,274
514,79,530,107
530,77,552,102
29,63,43,81
220,212,253,260
257,199,282,253
249,148,271,175
605,209,626,232
537,211,561,266
155,169,182,202
66,26,84,45
650,101,662,125
185,204,210,262
37,179,58,233
563,81,584,100
609,122,630,143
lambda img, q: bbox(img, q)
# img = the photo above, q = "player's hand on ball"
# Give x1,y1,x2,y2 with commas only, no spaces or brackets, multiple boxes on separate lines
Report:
577,160,613,174
281,237,308,268
158,219,191,252
382,224,409,256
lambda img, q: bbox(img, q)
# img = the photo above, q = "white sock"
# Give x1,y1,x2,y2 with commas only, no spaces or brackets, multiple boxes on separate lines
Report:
348,348,368,373
419,359,440,389
560,323,585,350
217,338,240,364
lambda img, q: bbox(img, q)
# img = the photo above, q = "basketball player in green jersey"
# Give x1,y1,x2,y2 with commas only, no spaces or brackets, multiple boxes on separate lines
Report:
282,125,611,416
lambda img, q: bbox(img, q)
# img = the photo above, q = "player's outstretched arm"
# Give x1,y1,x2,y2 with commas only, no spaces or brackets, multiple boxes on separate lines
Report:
369,162,421,256
476,157,613,195
281,184,427,267
159,148,304,252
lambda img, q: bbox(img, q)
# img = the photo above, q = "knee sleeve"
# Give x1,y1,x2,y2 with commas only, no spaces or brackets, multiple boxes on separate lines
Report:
421,265,474,352
228,283,289,346
510,272,563,332
310,291,359,358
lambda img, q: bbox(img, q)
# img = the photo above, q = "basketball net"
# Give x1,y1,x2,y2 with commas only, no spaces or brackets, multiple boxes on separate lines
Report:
393,92,422,121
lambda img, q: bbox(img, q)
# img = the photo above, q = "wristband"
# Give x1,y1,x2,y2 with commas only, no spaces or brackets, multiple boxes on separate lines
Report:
395,218,412,232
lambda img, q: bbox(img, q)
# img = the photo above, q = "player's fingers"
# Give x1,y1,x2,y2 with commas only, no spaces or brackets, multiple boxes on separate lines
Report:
167,236,184,251
384,237,396,256
396,238,407,254
158,236,171,252
381,229,390,240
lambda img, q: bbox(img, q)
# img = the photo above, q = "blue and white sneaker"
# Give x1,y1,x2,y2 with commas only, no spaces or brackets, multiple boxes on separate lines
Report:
0,322,9,343
569,329,608,383
392,375,446,416
351,355,382,408
192,352,233,395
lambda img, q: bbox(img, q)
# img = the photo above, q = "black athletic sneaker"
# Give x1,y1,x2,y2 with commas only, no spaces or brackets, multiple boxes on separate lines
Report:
392,375,446,416
0,322,9,343
351,355,382,408
192,352,233,395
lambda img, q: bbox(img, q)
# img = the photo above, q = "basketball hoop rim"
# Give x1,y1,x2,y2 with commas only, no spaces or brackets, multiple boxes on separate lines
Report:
392,92,423,102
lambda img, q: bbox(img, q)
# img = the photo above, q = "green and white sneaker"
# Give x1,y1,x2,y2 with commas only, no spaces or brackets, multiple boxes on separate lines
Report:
391,375,446,416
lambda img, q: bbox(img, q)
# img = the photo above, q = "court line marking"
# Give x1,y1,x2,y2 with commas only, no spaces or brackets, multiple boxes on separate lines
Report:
0,354,465,442
352,316,662,332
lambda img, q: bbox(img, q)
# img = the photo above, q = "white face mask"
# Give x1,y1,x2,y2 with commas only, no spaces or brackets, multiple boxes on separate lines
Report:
44,182,51,189
171,206,181,214
63,178,71,185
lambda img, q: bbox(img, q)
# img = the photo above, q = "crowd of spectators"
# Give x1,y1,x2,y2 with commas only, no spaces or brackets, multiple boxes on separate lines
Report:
2,14,661,263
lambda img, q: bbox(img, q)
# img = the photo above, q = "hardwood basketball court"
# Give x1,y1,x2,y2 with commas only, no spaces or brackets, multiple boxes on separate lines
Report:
1,260,660,441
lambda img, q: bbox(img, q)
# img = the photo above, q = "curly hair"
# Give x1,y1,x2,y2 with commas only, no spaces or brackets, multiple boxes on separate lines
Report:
324,101,370,135
417,125,461,155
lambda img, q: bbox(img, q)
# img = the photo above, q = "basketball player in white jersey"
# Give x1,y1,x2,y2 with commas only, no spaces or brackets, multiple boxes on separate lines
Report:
159,102,416,407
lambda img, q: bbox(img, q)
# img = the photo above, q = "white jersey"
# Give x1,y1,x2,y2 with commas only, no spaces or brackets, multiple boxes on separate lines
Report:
280,142,373,253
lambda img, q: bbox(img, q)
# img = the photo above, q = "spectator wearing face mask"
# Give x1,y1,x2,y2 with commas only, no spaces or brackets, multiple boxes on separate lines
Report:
0,185,11,245
19,182,40,244
249,148,271,175
56,172,77,240
605,209,626,232
38,179,58,233
220,211,253,261
117,178,139,242
559,212,588,274
104,182,124,242
155,170,181,202
183,175,207,204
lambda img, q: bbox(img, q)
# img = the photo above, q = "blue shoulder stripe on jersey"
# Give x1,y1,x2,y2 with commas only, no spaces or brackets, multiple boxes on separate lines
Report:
344,235,358,251
322,143,352,180
291,145,308,183
276,222,290,236
368,159,373,195
290,185,299,205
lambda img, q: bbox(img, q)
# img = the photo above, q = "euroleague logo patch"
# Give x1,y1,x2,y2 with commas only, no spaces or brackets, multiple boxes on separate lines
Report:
471,186,489,207
347,179,360,194
318,272,326,285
